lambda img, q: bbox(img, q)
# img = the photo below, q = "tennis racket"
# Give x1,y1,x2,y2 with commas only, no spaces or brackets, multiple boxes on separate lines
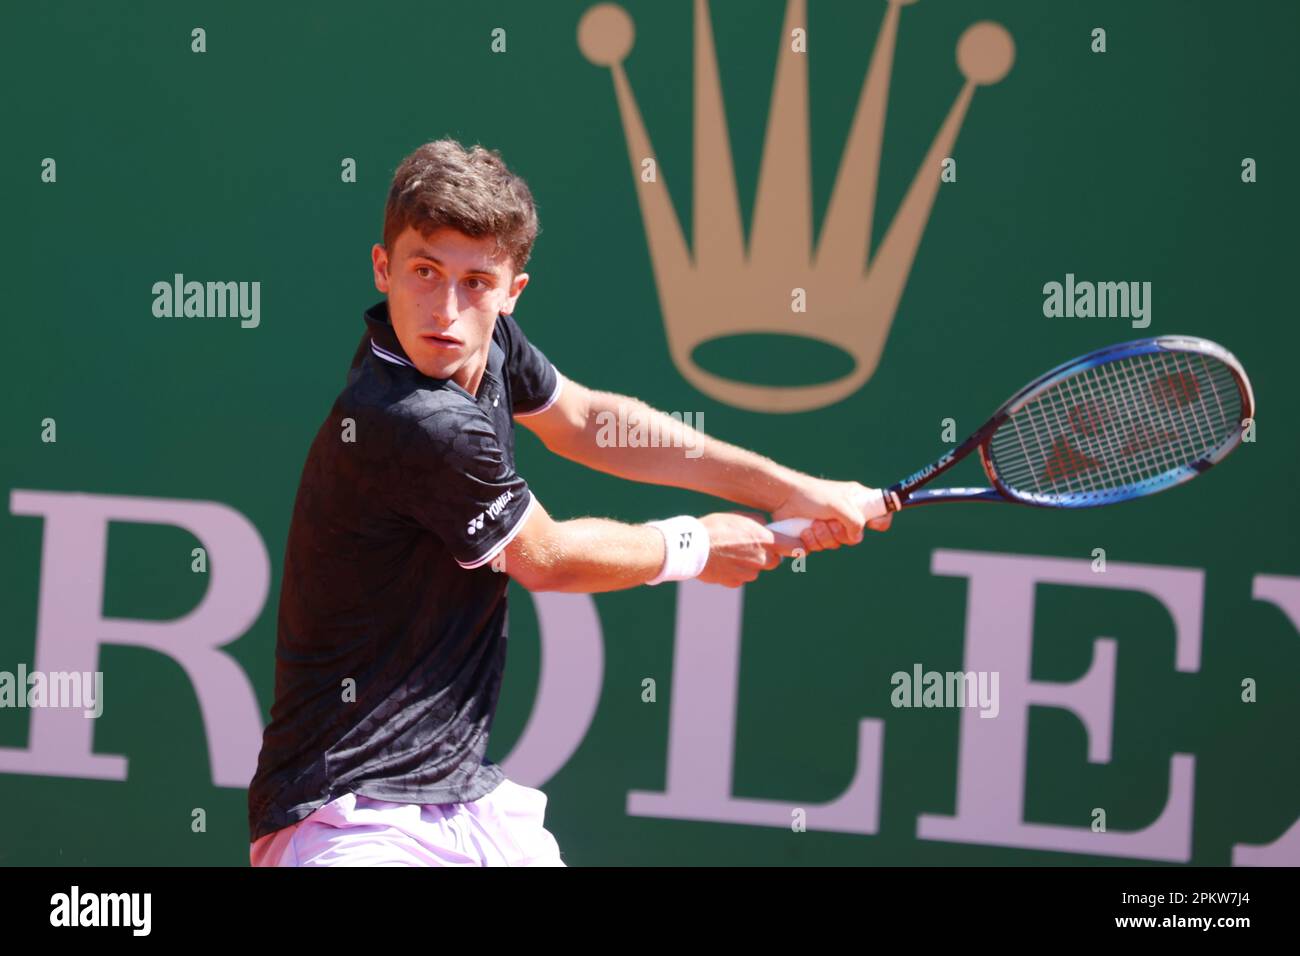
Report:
767,335,1256,536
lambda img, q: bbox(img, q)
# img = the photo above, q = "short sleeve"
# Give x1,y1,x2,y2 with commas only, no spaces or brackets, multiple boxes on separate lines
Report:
496,313,562,417
397,407,536,569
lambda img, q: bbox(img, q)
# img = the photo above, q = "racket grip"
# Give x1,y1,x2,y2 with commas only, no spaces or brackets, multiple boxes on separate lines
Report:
766,487,889,537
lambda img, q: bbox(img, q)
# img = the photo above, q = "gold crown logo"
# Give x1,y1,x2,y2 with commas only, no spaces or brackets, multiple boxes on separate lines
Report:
579,0,1014,412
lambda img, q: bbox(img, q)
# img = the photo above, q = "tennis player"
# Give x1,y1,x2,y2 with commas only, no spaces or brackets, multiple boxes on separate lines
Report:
246,138,891,867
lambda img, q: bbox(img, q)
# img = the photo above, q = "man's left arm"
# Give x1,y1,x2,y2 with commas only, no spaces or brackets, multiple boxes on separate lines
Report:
516,377,890,552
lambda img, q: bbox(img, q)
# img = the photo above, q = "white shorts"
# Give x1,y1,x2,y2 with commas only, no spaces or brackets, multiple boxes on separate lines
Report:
249,779,566,867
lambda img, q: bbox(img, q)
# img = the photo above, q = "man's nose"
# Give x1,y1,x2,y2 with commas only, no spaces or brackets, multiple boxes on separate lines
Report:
432,281,459,324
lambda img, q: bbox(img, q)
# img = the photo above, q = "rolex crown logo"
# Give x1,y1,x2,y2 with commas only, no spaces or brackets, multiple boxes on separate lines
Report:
579,0,1014,412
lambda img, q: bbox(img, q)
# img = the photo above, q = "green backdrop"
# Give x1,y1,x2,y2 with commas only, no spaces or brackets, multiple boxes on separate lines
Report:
1,0,1296,866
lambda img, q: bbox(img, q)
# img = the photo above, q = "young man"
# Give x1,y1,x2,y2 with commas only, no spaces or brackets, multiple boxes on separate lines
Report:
247,139,890,867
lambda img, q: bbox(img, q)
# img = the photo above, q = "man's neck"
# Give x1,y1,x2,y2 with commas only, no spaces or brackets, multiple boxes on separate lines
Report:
452,346,490,398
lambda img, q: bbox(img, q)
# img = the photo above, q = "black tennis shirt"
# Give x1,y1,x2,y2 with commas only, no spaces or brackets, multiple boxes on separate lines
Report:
247,300,561,842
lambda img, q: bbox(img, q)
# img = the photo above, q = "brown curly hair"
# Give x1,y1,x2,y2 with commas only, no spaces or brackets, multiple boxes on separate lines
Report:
382,139,540,275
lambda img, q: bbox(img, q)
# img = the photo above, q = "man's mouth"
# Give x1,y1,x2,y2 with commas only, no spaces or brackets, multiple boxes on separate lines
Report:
421,332,462,349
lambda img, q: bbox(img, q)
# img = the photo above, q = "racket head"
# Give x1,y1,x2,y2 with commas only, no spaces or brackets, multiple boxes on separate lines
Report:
977,336,1255,508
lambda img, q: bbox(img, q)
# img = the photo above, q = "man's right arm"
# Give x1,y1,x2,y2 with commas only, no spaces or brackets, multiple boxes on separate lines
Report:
502,497,786,593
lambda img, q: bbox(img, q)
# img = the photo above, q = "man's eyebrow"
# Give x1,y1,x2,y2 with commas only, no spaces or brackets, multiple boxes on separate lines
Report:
405,248,501,276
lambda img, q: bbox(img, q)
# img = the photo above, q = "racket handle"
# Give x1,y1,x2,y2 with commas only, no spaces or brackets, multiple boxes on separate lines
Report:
767,487,890,537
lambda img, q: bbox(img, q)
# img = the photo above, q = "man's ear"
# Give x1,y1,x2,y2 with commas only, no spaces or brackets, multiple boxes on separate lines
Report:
372,243,391,294
501,271,529,315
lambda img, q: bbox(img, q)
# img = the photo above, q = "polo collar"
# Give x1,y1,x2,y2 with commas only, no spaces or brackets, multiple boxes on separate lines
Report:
362,300,504,404
364,300,415,368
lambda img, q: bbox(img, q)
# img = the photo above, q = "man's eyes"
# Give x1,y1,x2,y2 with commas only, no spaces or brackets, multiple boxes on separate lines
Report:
414,267,490,291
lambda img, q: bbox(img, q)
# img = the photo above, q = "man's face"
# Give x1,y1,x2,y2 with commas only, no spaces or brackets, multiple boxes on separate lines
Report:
371,226,528,391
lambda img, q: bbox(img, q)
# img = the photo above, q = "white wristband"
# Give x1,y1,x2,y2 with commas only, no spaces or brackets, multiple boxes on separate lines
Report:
645,516,710,586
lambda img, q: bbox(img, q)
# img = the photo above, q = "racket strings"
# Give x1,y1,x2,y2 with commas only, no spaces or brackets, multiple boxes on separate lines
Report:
987,351,1243,501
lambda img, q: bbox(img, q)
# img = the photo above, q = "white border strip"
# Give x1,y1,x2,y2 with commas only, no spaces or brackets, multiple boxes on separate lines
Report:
513,368,564,417
456,490,536,569
371,341,414,368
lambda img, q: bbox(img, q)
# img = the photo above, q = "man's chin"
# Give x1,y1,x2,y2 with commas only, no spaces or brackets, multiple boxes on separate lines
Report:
413,357,458,380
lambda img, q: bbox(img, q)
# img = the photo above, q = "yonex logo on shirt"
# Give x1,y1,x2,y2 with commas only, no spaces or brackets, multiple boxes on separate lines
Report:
466,489,514,536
